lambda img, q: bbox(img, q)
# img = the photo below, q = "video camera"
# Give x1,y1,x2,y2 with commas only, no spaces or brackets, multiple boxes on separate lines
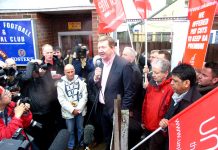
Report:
0,67,16,87
33,63,52,73
75,45,87,59
0,67,16,76
0,128,30,150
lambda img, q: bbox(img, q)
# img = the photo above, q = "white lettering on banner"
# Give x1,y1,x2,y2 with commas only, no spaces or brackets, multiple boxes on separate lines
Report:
2,22,31,37
9,36,25,43
11,57,34,61
197,27,207,34
192,35,201,42
97,0,118,17
192,18,209,27
175,118,182,150
190,142,197,150
190,28,197,34
188,43,204,49
198,11,205,19
0,36,7,42
199,116,218,150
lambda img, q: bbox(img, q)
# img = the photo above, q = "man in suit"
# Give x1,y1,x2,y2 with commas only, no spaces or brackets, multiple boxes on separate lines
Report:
90,35,134,149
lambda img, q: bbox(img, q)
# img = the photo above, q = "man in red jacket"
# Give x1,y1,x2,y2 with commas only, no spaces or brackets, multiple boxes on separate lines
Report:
0,86,32,140
141,59,174,149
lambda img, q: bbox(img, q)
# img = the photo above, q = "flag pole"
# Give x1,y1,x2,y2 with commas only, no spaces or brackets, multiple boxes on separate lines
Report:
144,19,147,67
127,21,134,49
130,127,162,150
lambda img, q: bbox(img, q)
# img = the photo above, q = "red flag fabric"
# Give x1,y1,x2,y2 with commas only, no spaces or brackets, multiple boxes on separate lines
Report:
168,87,218,150
93,0,126,33
188,0,218,18
133,0,151,19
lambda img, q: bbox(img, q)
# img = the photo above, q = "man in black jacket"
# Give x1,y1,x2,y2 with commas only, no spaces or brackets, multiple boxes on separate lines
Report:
21,44,65,149
89,35,134,150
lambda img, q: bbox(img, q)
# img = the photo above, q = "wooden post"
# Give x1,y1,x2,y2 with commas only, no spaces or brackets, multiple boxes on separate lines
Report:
121,109,129,150
113,94,121,150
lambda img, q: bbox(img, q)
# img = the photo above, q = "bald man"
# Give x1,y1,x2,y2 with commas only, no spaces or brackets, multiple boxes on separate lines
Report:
41,44,64,79
122,47,144,148
57,64,87,150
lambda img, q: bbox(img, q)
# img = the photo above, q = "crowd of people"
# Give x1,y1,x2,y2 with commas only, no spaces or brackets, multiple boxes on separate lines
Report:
0,35,218,150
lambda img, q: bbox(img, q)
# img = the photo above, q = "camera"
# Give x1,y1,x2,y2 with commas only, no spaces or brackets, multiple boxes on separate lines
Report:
75,45,87,59
33,63,52,72
19,97,31,104
0,67,16,76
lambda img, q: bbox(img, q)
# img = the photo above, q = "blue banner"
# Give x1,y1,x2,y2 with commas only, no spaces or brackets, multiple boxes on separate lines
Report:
0,19,36,66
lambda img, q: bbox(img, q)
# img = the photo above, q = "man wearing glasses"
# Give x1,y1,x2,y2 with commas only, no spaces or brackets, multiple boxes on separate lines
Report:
0,86,32,140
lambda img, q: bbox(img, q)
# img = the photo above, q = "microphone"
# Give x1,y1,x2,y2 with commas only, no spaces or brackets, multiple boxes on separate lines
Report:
84,124,95,146
95,58,103,68
48,129,70,150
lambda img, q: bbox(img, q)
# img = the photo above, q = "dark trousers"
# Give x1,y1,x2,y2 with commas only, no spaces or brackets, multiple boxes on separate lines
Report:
97,103,113,150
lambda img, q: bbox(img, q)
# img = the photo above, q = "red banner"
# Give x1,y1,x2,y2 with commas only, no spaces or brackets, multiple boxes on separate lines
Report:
182,2,216,69
188,0,218,18
93,0,126,33
168,87,218,150
133,0,151,19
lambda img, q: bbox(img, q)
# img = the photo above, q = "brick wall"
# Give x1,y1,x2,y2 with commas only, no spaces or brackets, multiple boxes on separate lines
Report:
92,10,99,56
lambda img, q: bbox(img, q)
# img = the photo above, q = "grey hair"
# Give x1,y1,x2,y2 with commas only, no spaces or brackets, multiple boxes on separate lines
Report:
123,47,137,57
152,59,171,73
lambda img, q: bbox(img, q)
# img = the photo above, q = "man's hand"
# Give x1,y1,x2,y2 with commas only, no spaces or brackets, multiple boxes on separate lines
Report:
72,109,80,116
159,118,169,129
52,74,62,80
94,67,102,82
14,102,26,118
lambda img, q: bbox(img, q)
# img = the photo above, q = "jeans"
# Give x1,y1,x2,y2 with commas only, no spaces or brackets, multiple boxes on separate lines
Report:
65,114,84,149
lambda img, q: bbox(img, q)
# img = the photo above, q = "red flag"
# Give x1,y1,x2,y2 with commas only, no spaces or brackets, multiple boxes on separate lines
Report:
93,0,126,33
188,0,218,18
168,87,218,150
133,0,151,19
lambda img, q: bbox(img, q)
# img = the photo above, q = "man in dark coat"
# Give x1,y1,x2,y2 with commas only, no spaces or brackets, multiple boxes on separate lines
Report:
89,35,134,150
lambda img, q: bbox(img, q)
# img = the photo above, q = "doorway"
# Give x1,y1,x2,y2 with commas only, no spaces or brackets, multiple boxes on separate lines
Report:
58,31,93,57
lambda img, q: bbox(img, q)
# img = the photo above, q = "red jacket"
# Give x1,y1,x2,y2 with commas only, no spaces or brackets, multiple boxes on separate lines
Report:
0,101,32,140
141,77,173,131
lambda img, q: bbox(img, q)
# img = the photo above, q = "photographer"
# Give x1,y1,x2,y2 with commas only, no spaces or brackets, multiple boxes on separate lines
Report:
72,44,94,81
0,86,32,140
4,58,24,101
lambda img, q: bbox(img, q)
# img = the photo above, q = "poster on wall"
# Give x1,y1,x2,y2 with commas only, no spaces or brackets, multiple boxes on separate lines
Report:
0,19,37,66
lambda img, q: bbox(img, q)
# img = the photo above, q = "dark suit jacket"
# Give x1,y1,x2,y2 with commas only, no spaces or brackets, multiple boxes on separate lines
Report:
90,55,135,117
165,85,202,120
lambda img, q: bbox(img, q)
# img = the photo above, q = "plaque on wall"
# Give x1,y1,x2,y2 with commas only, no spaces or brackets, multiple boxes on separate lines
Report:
68,22,81,30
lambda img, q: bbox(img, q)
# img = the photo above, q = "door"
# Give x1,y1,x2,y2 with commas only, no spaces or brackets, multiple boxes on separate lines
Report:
58,31,93,57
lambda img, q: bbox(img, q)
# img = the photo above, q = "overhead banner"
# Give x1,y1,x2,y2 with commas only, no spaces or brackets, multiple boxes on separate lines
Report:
182,2,216,69
0,19,37,66
93,0,126,33
168,87,218,150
